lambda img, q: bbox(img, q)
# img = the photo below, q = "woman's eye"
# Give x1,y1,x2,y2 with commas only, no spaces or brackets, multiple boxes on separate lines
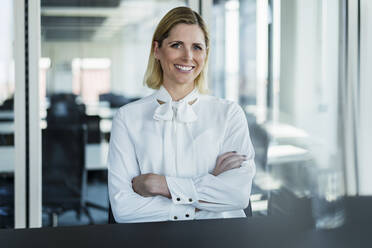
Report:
193,45,202,50
171,43,181,48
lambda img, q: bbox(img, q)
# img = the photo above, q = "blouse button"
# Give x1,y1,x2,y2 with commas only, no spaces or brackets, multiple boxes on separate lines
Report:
176,197,181,201
188,198,192,202
185,214,190,218
173,216,178,220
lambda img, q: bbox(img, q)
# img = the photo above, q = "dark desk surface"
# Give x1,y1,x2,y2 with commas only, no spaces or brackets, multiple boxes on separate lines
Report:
0,197,371,248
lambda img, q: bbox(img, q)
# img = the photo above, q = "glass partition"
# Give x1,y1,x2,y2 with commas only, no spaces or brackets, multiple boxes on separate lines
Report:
210,0,345,226
0,0,15,229
0,0,353,229
40,0,187,227
272,0,345,228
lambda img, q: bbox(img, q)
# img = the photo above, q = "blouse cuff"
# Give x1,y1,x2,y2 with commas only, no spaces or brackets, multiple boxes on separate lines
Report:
169,204,195,221
165,176,198,205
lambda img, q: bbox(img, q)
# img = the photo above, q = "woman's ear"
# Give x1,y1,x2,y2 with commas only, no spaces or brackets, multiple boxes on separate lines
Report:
154,41,160,60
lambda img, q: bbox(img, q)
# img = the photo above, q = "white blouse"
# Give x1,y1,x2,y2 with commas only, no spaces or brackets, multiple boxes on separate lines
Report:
108,86,256,223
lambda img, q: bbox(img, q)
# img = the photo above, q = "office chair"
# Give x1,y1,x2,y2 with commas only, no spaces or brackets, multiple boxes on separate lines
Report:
108,203,116,224
84,115,101,144
248,122,270,216
0,133,14,146
43,124,108,226
42,125,95,226
46,93,85,126
248,123,270,171
245,201,253,217
0,176,14,228
267,186,314,227
0,97,13,111
99,93,128,108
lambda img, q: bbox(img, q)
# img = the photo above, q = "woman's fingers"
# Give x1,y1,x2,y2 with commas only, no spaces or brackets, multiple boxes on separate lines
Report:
216,151,236,165
220,156,246,173
213,152,247,176
221,154,246,166
224,157,246,171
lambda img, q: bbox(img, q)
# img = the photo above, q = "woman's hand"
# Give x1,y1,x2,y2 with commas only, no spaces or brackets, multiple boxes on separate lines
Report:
132,173,171,198
212,151,247,176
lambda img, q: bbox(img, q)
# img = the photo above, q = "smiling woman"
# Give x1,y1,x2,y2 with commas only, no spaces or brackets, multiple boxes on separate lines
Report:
153,23,207,98
107,6,256,223
144,6,210,96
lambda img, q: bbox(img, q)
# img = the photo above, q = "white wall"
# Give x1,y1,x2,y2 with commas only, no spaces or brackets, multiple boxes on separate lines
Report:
42,38,153,98
280,0,340,168
358,0,372,194
279,0,297,124
0,0,14,102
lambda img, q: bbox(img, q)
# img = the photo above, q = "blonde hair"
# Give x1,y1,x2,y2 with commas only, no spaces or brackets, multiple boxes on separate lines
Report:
143,6,210,93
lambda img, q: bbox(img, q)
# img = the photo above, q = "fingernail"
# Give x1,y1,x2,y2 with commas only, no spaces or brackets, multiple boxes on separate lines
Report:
232,151,237,153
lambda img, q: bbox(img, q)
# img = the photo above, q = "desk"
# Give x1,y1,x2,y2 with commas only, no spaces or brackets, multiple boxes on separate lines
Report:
85,142,109,170
0,197,371,248
0,121,47,133
264,145,313,197
267,144,311,164
0,143,108,173
0,111,14,121
0,146,14,173
0,122,14,134
85,105,117,120
264,122,309,140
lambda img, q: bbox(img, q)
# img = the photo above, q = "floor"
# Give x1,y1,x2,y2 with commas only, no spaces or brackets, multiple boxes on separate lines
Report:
43,180,109,227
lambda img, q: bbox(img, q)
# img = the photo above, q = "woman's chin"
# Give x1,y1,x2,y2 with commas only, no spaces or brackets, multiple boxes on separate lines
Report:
171,79,195,86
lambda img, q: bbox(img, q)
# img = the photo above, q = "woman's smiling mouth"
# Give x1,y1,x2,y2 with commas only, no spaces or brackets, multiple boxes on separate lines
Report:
174,64,195,72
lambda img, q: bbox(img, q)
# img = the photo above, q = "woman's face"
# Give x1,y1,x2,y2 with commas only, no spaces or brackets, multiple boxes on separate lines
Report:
154,24,207,89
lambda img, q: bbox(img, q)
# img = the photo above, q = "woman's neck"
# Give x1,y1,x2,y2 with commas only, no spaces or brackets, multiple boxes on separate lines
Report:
162,83,195,101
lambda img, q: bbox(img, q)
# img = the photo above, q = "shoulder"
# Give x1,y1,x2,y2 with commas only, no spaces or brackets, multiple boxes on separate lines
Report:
114,94,156,121
198,94,243,116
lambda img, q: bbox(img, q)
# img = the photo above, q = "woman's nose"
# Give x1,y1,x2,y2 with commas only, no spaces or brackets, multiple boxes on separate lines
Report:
182,47,193,60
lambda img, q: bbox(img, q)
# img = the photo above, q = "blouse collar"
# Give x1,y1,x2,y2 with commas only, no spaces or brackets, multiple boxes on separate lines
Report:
153,86,199,122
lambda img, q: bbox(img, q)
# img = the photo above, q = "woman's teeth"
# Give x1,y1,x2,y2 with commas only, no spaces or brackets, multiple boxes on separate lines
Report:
175,64,193,71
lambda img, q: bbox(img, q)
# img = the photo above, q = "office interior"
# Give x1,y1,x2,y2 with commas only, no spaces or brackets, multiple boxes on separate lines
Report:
1,0,371,230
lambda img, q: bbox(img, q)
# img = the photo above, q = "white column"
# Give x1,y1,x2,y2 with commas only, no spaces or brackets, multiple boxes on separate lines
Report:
359,0,372,195
272,0,281,123
200,0,213,90
343,0,359,195
188,0,200,13
201,0,212,26
225,0,240,102
14,0,26,229
28,0,42,227
256,0,269,121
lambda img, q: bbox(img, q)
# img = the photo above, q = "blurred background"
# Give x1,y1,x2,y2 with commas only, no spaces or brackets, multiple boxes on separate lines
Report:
1,0,371,228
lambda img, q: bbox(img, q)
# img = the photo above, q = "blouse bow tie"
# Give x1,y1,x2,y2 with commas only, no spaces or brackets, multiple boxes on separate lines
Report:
153,86,198,123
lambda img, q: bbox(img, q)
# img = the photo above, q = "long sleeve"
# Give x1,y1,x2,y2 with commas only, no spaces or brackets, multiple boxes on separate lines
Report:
165,103,256,212
108,110,195,223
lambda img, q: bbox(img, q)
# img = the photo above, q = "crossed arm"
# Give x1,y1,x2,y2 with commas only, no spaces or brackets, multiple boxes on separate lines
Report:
132,151,248,202
108,105,255,222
